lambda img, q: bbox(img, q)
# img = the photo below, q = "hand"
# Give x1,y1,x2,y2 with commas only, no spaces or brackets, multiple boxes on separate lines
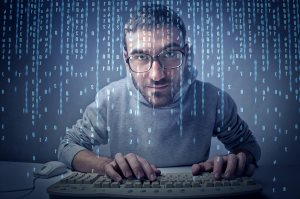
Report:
104,153,161,182
191,151,256,180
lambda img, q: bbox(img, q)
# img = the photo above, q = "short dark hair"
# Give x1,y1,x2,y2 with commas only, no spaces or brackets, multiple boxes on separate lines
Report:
123,4,186,50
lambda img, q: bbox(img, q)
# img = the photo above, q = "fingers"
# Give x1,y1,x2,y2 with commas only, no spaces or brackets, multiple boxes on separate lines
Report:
216,153,251,180
107,153,159,181
115,153,133,178
236,152,247,177
137,156,157,181
124,153,145,180
223,154,237,179
192,160,213,176
192,164,204,175
104,160,122,182
193,152,256,180
109,152,256,183
213,156,224,180
151,164,161,175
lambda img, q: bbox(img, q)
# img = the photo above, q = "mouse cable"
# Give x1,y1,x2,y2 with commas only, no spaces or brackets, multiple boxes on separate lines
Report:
0,177,37,193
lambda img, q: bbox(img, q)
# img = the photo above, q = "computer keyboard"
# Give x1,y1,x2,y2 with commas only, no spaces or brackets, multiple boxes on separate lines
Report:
47,172,262,198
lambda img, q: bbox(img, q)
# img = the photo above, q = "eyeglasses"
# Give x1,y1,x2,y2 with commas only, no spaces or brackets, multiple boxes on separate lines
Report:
126,46,186,73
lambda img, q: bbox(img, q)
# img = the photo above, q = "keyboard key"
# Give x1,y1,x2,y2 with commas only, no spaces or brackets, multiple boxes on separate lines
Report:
192,182,201,187
152,182,161,188
111,182,120,188
230,180,240,186
245,179,256,185
165,182,173,188
223,181,231,186
174,182,182,188
204,182,214,187
160,180,168,185
124,182,133,188
102,182,110,188
214,181,223,187
143,181,151,188
183,182,191,187
134,182,142,188
93,181,102,188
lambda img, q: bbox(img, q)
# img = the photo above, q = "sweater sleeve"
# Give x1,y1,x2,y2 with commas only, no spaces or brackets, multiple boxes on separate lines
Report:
213,90,261,162
58,90,108,169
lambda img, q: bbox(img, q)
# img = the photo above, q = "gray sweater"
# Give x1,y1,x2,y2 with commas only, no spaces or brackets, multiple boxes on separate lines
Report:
58,73,261,169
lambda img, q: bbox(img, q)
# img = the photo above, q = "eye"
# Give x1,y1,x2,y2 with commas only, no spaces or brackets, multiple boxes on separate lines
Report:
131,54,149,61
163,51,177,58
137,54,148,60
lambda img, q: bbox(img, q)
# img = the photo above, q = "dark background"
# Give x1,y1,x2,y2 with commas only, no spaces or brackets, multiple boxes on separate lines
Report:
1,0,299,170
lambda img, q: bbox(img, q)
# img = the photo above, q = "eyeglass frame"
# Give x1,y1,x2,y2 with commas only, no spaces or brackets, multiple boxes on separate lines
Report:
125,44,188,73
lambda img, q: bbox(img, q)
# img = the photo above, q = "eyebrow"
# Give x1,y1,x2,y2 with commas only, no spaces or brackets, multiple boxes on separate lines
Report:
129,42,182,55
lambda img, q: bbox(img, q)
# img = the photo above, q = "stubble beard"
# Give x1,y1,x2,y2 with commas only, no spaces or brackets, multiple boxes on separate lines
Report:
131,76,175,107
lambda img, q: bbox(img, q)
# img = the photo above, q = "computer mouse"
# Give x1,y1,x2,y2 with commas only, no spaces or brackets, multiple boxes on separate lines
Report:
34,161,67,179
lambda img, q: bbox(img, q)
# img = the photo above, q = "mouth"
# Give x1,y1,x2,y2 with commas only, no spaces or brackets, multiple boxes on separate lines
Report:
147,84,169,90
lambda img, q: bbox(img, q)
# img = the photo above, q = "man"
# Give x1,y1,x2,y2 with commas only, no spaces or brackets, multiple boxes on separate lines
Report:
58,5,261,182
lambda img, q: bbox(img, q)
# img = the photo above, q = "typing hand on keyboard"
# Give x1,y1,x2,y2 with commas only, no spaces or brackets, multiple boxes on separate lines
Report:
192,150,257,180
104,153,161,182
48,151,262,199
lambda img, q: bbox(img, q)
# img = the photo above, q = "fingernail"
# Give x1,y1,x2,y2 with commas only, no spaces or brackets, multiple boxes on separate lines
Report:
225,172,233,179
150,174,156,181
224,172,229,178
136,172,141,179
116,176,122,182
214,173,220,179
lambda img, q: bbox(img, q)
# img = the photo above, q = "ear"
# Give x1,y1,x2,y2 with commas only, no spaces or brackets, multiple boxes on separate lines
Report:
123,47,130,69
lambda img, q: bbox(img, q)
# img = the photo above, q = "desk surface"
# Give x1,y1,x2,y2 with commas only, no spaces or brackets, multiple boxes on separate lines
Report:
0,161,299,199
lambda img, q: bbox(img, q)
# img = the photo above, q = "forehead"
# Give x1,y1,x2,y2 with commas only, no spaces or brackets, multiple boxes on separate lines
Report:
126,27,184,54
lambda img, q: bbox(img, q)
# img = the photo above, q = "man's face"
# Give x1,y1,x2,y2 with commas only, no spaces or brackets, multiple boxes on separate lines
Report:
124,27,187,107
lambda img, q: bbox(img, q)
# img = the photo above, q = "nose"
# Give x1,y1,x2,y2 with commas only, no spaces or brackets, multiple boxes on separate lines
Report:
149,60,165,81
